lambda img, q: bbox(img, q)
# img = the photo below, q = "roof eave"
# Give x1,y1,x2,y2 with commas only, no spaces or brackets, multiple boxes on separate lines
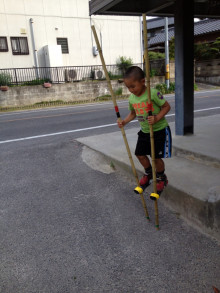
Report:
89,0,175,16
89,0,123,16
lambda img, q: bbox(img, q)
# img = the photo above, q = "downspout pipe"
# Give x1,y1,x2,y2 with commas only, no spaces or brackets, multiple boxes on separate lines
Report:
29,18,39,79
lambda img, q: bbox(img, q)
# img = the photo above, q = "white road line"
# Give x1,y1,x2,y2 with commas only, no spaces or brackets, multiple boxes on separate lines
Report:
193,107,220,112
194,89,220,94
0,107,220,145
0,123,117,144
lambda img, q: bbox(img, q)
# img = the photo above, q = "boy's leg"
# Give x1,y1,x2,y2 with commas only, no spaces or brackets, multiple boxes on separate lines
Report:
137,155,151,169
137,155,152,187
155,158,168,194
155,158,164,173
154,126,172,194
135,131,152,188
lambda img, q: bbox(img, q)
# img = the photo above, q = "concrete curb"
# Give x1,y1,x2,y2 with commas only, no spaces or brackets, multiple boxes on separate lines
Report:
77,116,220,241
78,141,220,241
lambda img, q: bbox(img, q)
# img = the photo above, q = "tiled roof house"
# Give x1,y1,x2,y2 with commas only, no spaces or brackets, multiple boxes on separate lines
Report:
147,18,220,51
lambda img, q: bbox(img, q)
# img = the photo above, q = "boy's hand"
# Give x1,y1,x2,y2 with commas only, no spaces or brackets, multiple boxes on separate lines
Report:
148,115,158,125
117,119,125,128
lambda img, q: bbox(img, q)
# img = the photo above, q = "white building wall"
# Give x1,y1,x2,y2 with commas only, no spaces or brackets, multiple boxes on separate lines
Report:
0,0,142,69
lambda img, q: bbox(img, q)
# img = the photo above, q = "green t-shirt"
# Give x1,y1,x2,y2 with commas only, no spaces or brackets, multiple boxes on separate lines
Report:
128,88,168,133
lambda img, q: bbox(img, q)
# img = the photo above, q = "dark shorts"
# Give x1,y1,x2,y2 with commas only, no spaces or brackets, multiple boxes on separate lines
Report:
135,126,172,159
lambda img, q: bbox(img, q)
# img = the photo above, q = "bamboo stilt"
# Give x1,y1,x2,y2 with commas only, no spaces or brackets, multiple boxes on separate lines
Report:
91,25,150,220
142,14,159,230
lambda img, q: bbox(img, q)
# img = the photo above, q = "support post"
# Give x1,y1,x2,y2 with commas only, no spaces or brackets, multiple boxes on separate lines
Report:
174,0,194,135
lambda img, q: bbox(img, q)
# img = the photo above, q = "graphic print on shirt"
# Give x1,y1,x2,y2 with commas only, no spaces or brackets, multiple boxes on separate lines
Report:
157,92,164,100
132,101,154,116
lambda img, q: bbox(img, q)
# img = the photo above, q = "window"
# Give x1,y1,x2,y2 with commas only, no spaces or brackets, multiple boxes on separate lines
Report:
10,37,29,55
57,38,69,54
0,37,8,52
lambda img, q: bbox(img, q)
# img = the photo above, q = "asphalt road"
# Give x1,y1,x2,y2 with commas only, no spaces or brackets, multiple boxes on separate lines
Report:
1,141,220,293
0,89,220,144
0,89,220,292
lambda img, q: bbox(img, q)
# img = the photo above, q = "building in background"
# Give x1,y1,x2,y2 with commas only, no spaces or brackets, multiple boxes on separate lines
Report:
0,0,142,69
147,17,174,52
148,18,220,52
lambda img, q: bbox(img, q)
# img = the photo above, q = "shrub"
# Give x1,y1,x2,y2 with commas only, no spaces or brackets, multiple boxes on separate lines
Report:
0,72,12,86
22,78,50,86
169,82,175,92
114,87,122,95
155,82,175,94
155,82,197,94
108,71,122,80
148,52,165,60
194,83,198,91
150,69,157,77
116,56,133,76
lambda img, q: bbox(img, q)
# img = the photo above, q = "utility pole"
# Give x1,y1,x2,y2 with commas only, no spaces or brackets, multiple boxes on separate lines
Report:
165,17,169,89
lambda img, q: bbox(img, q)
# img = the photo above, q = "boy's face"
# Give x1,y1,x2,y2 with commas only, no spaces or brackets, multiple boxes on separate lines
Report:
124,77,146,97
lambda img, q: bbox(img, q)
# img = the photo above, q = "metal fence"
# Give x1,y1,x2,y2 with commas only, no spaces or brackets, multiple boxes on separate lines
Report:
0,63,143,86
0,61,165,86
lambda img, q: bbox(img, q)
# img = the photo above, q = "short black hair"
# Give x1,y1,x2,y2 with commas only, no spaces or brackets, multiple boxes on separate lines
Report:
123,66,145,80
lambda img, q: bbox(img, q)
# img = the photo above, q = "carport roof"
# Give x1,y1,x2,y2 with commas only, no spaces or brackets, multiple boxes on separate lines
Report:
89,0,220,18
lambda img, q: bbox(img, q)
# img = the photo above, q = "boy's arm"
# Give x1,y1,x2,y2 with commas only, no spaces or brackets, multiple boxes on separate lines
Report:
148,101,171,125
117,110,136,128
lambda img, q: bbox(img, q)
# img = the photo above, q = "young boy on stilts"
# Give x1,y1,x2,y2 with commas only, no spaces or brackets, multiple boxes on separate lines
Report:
117,66,172,196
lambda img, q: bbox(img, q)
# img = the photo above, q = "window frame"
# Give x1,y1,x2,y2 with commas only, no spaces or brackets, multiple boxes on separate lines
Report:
10,37,29,55
57,38,69,54
0,37,9,52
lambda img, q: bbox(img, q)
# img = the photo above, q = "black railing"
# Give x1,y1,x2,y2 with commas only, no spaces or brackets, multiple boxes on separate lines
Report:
0,63,145,86
0,61,166,86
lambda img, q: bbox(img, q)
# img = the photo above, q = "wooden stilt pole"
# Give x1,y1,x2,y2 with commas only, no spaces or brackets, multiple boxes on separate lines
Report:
91,25,150,221
142,14,159,230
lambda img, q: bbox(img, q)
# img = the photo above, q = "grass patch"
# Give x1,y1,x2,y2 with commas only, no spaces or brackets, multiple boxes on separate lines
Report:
95,95,111,101
34,100,64,105
0,95,129,112
110,161,116,170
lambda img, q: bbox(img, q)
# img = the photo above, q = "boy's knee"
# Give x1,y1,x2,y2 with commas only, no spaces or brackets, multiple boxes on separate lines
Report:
136,155,147,161
136,155,144,159
155,158,163,162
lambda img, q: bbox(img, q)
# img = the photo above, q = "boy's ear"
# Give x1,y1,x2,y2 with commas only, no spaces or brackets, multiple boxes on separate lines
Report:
141,78,145,84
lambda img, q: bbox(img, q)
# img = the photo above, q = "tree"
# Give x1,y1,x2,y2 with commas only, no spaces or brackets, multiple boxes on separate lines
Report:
169,37,175,60
194,37,220,60
168,36,220,61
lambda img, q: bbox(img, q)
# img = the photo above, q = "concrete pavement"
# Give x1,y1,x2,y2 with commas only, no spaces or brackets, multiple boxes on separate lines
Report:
77,114,220,241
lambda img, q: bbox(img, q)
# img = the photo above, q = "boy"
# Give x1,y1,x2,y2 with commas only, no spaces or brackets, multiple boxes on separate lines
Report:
117,66,172,195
